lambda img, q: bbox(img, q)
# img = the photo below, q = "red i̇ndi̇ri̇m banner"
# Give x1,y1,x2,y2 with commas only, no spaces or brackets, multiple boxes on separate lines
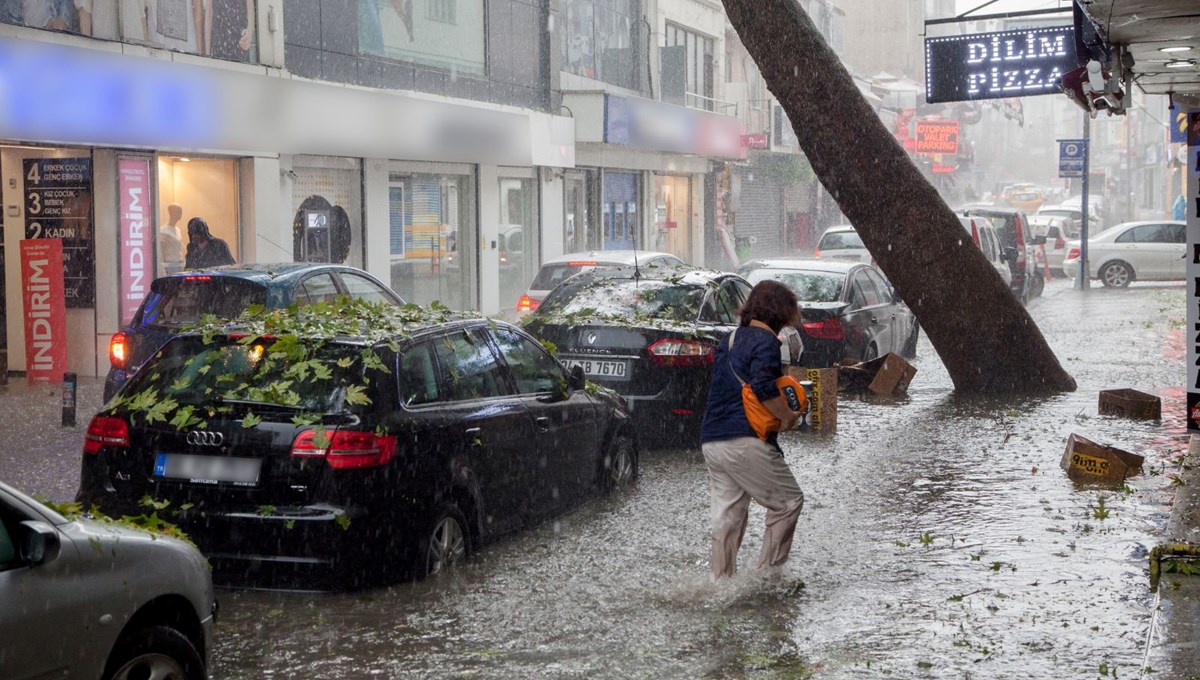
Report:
20,238,68,383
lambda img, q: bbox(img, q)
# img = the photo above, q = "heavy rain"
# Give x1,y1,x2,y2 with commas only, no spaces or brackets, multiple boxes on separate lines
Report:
0,0,1198,679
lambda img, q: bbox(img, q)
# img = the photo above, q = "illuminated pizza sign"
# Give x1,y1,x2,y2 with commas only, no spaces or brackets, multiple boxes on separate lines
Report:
925,26,1078,104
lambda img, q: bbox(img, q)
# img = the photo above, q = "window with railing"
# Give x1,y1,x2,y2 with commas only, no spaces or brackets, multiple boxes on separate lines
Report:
664,23,714,110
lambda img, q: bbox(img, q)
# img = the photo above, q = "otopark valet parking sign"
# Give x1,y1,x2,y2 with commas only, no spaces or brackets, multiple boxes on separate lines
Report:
925,26,1078,103
1187,110,1200,430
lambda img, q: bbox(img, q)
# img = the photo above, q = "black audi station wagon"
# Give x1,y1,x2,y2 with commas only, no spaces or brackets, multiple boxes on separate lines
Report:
77,302,636,589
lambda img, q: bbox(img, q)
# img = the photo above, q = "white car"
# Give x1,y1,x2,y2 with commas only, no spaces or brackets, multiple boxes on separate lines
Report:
1038,202,1101,232
815,225,871,263
959,216,1012,290
518,250,687,314
1026,214,1079,275
1062,220,1186,287
0,481,215,680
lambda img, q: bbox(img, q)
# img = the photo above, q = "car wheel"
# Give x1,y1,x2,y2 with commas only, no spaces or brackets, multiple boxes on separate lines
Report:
1100,261,1133,288
423,505,469,577
600,432,638,494
901,325,919,359
103,625,205,680
1030,270,1045,297
861,344,879,362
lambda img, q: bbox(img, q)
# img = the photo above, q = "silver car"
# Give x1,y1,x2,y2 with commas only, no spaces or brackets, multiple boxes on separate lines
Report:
0,481,215,680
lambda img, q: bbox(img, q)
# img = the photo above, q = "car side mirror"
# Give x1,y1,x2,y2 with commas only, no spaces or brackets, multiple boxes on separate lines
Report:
568,365,586,392
19,520,60,566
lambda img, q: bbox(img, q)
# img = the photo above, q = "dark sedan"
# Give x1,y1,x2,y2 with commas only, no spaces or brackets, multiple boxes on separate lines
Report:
79,304,635,589
523,266,751,446
104,263,404,401
737,259,918,367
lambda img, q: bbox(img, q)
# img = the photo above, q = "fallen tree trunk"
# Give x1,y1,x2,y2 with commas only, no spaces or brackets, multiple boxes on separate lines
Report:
722,0,1076,393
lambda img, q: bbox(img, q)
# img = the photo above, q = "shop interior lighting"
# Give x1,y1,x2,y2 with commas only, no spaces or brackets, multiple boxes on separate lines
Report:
1158,46,1192,53
176,157,191,162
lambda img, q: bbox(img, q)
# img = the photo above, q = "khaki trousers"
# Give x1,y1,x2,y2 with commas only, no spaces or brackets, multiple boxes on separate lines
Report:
702,436,805,578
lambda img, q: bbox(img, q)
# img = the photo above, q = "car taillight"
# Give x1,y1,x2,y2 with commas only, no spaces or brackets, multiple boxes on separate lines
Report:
291,430,398,470
647,339,715,367
1066,247,1081,261
814,247,821,258
109,332,128,369
517,294,539,313
1013,216,1027,263
801,318,846,341
84,416,130,454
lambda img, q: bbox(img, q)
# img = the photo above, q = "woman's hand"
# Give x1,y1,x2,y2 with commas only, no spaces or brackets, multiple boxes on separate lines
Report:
762,395,800,431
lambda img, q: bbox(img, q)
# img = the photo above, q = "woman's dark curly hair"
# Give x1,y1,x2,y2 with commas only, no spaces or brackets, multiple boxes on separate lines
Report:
739,279,799,333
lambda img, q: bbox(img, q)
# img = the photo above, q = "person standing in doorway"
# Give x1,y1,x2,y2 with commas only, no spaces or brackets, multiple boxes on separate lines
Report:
700,280,805,578
159,203,184,275
184,217,235,269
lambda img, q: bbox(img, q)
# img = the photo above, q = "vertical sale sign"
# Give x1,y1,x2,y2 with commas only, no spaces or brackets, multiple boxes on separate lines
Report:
20,239,68,382
1188,111,1200,429
118,159,152,325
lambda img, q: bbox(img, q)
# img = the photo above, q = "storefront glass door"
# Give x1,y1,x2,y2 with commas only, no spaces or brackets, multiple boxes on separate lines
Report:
157,156,240,274
388,171,476,310
653,174,692,262
498,176,539,313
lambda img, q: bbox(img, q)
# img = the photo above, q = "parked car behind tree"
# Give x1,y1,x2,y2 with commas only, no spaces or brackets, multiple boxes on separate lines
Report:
737,258,918,367
1063,220,1186,287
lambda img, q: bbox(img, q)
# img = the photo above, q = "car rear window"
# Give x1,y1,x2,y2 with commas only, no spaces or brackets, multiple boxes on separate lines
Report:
817,230,865,251
530,263,598,290
538,278,704,322
742,269,844,303
138,277,268,327
124,336,369,413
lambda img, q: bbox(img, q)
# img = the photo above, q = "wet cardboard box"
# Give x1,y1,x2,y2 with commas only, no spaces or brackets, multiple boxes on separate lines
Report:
1060,433,1144,486
839,353,917,396
786,366,837,433
1098,388,1161,420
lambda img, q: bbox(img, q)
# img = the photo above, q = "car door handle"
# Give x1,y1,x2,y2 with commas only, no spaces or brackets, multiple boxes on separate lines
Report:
465,427,482,444
535,417,550,433
870,316,878,324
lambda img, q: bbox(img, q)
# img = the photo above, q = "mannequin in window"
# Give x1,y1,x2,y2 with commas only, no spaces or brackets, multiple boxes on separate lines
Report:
159,203,185,275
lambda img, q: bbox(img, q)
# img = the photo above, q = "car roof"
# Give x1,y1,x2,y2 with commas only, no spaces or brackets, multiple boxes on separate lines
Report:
739,257,862,274
540,250,683,266
570,265,731,286
820,224,857,234
157,263,370,287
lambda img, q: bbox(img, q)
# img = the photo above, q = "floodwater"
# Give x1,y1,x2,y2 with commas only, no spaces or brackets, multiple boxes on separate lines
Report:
212,280,1187,679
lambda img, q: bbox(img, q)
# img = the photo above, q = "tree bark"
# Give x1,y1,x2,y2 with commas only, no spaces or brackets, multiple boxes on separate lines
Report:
722,0,1076,393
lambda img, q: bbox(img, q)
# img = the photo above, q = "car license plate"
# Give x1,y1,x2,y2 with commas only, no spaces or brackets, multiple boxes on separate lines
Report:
562,357,629,381
154,453,262,486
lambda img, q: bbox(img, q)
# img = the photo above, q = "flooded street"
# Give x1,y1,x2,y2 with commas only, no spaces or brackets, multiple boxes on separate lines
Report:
211,280,1188,679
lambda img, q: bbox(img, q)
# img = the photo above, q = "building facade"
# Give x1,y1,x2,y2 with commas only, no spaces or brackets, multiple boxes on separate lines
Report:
0,0,574,378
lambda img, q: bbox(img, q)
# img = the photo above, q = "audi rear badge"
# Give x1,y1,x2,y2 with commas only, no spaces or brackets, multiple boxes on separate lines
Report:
187,431,225,447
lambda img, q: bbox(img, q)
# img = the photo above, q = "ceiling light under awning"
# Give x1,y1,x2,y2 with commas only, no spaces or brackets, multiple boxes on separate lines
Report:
1165,61,1195,69
1159,46,1192,53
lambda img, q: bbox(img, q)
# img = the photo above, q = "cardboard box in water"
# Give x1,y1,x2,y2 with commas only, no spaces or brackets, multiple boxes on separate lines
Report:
786,366,838,433
1098,388,1161,420
1059,433,1145,486
839,353,917,396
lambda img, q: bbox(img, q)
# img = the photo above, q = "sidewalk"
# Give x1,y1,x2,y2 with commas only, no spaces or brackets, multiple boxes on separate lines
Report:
1141,434,1200,679
0,374,106,502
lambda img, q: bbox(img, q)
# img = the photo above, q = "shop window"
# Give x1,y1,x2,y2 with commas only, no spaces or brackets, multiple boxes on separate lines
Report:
388,170,475,310
664,23,715,110
157,156,240,276
603,172,639,251
358,0,484,75
289,160,364,268
0,1,260,63
653,174,691,262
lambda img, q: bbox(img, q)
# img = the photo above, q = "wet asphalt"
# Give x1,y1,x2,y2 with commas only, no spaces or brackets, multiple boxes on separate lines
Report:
2,278,1196,679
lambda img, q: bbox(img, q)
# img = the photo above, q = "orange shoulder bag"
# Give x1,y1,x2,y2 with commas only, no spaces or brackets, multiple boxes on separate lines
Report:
726,330,808,440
